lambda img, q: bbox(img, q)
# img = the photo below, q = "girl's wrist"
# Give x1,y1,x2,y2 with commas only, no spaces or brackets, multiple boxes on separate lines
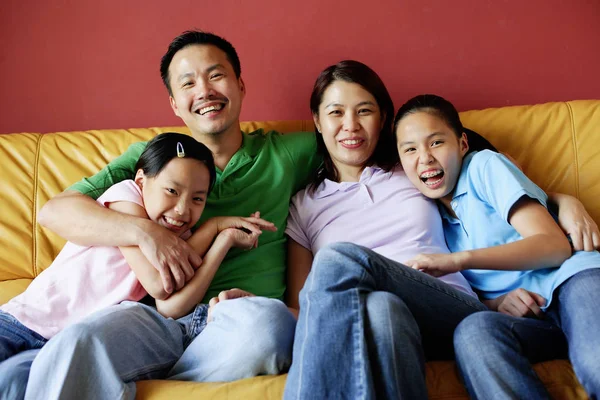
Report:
454,251,470,271
215,229,235,249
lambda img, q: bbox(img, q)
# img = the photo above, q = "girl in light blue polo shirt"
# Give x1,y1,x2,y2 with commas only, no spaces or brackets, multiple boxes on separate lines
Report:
394,94,600,399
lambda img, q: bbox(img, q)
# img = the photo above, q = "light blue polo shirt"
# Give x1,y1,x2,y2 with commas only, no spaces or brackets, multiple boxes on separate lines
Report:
440,150,600,309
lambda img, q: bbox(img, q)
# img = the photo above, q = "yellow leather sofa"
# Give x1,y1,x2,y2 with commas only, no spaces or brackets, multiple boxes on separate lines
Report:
1,100,597,399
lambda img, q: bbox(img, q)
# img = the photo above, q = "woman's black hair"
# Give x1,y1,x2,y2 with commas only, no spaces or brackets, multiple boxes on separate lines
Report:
135,132,216,194
393,94,497,153
308,60,397,192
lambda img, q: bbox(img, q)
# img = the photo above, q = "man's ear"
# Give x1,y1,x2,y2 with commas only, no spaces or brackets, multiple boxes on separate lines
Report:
313,114,321,133
460,132,469,156
134,169,146,188
169,96,180,118
239,77,246,98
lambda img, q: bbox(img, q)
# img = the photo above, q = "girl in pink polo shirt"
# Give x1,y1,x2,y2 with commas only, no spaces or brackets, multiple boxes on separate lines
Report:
0,132,267,370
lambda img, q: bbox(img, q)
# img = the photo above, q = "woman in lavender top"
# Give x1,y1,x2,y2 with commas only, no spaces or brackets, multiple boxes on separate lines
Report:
282,61,597,400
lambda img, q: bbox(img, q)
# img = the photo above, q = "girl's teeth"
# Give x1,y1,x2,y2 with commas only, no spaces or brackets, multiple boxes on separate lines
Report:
425,177,443,187
420,170,442,178
164,216,184,227
342,139,361,145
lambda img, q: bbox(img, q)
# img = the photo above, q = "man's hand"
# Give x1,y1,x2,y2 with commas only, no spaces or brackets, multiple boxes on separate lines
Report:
488,288,546,318
138,221,202,294
207,288,255,322
405,252,464,277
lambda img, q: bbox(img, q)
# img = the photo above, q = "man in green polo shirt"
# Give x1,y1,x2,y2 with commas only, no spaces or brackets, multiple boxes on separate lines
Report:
25,30,320,400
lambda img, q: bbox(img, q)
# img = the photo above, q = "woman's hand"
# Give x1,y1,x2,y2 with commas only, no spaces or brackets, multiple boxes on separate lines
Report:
550,193,600,251
405,252,465,277
485,288,546,318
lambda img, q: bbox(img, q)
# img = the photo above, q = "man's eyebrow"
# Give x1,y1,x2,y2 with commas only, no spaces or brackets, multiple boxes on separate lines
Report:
206,64,225,74
177,72,194,82
176,64,225,83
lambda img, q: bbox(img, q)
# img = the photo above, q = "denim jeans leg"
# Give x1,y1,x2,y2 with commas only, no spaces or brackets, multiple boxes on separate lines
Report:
25,301,188,400
364,291,425,400
0,312,47,400
0,349,40,400
555,268,600,397
454,311,568,400
0,311,47,362
284,242,487,400
0,349,39,400
168,297,296,382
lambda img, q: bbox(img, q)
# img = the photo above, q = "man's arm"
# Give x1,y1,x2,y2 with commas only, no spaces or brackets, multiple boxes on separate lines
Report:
41,191,202,294
37,142,200,293
38,141,145,245
107,197,210,299
39,190,148,247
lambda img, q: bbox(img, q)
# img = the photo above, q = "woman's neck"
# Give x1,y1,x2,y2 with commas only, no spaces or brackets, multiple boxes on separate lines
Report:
335,163,366,183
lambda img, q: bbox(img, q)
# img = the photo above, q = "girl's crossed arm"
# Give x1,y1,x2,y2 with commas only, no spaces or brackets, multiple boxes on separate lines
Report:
109,200,274,316
155,228,260,318
406,197,572,277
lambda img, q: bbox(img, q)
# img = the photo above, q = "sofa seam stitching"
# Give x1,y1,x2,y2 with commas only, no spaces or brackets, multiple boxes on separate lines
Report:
32,133,42,277
565,101,580,198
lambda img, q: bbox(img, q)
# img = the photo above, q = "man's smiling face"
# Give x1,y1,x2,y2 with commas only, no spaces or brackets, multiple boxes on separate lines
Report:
168,44,245,138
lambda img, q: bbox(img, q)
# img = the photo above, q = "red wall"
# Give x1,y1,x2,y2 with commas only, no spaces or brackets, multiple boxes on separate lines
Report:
1,0,599,134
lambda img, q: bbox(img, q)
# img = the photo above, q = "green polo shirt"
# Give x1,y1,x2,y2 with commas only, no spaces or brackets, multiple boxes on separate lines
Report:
69,129,320,303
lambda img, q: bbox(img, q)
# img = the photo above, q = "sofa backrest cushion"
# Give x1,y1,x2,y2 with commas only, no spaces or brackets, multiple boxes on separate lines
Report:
1,101,598,282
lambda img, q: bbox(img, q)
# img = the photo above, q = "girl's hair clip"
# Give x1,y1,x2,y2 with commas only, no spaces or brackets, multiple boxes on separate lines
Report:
176,142,185,158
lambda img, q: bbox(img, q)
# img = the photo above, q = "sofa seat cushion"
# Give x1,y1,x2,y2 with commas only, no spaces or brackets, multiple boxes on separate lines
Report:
135,359,586,400
0,278,32,305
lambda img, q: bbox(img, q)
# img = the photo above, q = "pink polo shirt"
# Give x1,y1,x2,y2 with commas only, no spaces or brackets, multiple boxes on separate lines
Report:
286,166,476,297
1,180,156,339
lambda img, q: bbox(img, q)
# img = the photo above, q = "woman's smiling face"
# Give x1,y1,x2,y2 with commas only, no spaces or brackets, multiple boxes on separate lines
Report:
315,80,383,181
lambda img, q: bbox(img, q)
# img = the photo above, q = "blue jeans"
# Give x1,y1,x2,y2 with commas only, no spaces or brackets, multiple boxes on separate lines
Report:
24,297,295,400
284,243,487,400
454,268,600,400
0,312,47,400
